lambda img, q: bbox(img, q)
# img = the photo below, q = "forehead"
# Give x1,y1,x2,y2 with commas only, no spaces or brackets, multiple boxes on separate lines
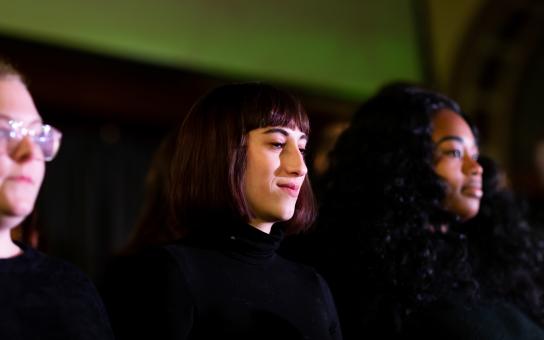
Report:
0,78,41,122
432,109,475,142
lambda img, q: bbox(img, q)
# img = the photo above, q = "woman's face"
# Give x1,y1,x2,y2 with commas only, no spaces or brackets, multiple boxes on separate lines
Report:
432,109,483,221
244,126,308,232
0,78,45,225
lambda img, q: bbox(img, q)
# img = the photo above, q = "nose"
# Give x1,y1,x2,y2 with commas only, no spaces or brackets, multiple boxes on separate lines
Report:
282,146,308,177
10,137,39,163
463,155,483,176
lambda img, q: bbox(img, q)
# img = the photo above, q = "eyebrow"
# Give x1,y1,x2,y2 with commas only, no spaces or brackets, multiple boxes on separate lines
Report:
435,135,464,146
0,112,42,125
263,128,308,140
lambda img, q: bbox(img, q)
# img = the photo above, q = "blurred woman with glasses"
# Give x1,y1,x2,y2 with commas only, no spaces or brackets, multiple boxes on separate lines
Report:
0,59,114,340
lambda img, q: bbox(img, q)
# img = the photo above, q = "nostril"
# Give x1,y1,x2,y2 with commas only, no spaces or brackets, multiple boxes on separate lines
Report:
10,137,36,162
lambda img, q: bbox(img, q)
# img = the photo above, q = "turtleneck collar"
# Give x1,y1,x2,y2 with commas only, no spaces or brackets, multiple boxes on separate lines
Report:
0,241,41,272
185,222,284,265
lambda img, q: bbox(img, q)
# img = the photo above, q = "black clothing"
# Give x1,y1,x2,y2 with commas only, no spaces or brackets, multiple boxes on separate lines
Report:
280,229,544,340
0,242,114,340
406,298,544,340
105,223,342,340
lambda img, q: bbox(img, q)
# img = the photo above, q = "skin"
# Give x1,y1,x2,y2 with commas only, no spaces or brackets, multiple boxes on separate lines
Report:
432,109,483,222
0,78,45,258
244,126,308,233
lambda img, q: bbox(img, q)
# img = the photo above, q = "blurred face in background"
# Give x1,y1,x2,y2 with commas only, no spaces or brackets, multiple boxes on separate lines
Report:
432,109,483,221
0,78,45,225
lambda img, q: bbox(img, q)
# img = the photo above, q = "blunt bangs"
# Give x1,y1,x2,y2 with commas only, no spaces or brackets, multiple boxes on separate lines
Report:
238,83,310,135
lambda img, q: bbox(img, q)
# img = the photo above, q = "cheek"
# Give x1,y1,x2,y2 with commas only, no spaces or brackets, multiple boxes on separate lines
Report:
435,161,462,191
247,152,277,179
36,164,45,186
0,165,8,179
0,161,12,186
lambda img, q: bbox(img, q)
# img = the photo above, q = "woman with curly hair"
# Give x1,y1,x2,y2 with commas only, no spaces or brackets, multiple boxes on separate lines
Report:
315,84,544,339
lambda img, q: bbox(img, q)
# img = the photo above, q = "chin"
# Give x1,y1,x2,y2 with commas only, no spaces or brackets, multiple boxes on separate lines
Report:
2,203,34,218
457,205,480,221
275,210,296,222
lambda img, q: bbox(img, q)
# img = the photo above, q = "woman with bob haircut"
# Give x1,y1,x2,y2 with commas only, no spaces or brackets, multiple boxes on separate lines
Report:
105,82,342,340
312,84,544,339
0,59,114,339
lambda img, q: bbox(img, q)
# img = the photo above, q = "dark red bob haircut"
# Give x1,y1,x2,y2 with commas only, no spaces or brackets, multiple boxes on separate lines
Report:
170,82,317,235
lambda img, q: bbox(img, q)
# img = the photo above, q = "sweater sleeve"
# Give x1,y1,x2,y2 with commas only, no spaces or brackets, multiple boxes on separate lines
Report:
315,271,343,340
103,247,195,340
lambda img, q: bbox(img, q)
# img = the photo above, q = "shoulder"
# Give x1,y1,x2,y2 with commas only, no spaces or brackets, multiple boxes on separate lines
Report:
275,253,319,274
14,244,96,291
275,254,333,293
36,252,106,308
6,245,114,339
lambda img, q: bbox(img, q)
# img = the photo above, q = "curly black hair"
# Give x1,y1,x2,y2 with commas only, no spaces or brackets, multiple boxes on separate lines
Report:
317,84,481,336
459,156,544,325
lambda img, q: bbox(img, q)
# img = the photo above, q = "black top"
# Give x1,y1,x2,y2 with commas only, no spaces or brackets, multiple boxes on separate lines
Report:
405,298,544,340
280,234,544,340
0,242,114,340
104,223,342,340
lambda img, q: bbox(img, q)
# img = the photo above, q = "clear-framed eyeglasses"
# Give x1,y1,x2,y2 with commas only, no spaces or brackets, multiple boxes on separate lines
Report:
0,118,62,161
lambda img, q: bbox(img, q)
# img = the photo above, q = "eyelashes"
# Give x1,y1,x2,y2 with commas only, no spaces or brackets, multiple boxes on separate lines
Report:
440,148,479,161
443,149,462,158
271,142,285,150
270,142,306,155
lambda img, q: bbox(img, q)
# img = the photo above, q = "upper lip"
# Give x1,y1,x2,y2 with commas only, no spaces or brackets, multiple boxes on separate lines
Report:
462,179,482,190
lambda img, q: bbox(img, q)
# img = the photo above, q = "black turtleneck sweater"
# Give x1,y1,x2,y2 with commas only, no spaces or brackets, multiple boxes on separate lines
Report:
0,242,114,340
104,224,342,340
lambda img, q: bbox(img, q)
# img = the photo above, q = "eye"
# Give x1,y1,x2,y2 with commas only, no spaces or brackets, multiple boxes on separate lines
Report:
443,149,462,158
298,147,307,156
471,153,479,161
270,142,285,150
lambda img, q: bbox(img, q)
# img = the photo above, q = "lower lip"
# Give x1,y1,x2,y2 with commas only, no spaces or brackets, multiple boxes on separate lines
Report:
279,186,299,198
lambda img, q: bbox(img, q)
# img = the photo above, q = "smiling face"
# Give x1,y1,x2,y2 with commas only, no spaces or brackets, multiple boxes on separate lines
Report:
244,126,308,233
432,109,483,221
0,78,45,227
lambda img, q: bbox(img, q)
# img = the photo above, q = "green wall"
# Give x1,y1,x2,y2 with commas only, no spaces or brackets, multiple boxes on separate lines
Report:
0,0,423,100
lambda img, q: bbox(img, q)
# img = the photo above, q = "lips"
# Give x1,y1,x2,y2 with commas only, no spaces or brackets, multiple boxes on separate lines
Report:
277,182,300,198
462,180,483,199
7,175,34,184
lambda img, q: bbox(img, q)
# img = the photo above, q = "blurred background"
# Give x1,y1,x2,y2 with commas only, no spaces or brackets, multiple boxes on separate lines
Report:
1,0,543,281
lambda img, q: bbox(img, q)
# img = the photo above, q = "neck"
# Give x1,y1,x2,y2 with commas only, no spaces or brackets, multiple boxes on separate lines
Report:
0,227,22,258
0,215,26,258
248,220,273,234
